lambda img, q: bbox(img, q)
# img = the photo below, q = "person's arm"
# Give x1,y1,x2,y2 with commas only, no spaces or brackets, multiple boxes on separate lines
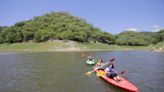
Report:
95,62,99,67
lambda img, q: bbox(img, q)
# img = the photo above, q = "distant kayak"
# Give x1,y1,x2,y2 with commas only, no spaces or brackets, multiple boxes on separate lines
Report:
86,59,95,65
86,56,95,65
94,67,139,92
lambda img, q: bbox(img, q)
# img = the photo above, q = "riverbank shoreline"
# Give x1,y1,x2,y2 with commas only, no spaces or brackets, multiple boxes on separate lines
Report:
0,41,163,52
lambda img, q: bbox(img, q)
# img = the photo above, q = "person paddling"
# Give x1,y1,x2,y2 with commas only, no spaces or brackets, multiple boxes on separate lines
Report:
88,53,94,61
95,59,104,70
105,63,120,82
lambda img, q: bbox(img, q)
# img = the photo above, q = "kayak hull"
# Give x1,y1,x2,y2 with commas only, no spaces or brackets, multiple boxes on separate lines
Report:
94,67,139,92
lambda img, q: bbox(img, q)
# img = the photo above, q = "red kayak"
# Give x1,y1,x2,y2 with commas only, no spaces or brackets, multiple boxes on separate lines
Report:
94,67,139,92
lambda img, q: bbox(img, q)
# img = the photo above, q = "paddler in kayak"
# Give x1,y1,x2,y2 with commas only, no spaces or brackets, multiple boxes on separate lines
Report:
95,59,104,70
86,56,95,65
105,63,120,82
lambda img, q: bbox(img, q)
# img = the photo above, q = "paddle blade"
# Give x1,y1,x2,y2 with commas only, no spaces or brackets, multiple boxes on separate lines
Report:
120,71,125,74
85,71,92,76
109,58,115,62
81,52,86,60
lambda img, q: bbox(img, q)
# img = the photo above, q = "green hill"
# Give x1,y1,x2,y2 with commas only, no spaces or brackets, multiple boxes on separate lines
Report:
0,12,114,44
0,11,163,49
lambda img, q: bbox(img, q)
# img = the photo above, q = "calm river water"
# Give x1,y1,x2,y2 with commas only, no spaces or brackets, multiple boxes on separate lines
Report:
0,51,164,92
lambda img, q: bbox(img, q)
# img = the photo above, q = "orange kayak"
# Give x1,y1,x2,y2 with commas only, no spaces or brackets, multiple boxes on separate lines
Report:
94,67,139,92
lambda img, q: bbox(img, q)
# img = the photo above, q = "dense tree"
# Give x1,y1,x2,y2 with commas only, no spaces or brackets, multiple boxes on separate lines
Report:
0,26,23,43
0,12,115,44
156,29,164,42
0,12,163,46
14,21,26,27
140,31,158,44
34,29,53,42
97,32,115,44
116,31,153,46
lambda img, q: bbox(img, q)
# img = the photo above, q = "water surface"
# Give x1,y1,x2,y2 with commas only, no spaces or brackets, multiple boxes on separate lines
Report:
0,51,163,92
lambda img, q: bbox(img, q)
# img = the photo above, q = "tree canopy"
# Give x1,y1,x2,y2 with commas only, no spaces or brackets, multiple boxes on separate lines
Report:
116,31,153,46
0,12,163,46
0,12,115,44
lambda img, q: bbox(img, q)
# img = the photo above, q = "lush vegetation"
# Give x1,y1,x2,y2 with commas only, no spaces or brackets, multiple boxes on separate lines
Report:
0,12,163,47
115,31,161,46
0,12,114,44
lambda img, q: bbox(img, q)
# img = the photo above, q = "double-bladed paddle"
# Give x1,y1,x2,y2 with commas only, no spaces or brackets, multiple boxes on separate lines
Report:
96,70,125,77
85,58,115,76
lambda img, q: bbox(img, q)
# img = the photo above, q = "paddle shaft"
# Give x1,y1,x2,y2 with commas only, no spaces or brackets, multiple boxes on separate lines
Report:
87,58,115,74
85,58,115,76
90,61,109,73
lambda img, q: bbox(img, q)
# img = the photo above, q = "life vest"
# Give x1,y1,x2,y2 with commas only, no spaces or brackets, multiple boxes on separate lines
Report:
106,67,114,73
96,62,103,67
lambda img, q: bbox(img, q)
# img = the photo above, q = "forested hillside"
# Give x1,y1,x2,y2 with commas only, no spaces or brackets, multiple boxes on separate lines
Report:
0,12,114,44
0,12,163,46
116,30,164,46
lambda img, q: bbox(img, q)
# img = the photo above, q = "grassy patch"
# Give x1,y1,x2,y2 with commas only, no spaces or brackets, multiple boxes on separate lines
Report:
154,41,164,49
76,42,149,51
0,41,161,52
0,42,55,51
